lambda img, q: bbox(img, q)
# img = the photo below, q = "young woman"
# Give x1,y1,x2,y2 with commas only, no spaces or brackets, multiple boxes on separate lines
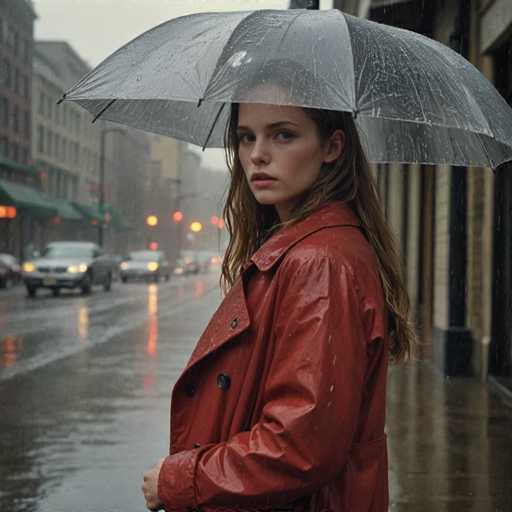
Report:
142,96,415,512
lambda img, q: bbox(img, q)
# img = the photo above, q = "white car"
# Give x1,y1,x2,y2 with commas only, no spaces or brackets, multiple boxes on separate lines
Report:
22,241,113,297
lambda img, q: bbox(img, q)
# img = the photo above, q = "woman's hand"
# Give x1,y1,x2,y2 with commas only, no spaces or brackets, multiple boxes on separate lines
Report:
142,457,165,511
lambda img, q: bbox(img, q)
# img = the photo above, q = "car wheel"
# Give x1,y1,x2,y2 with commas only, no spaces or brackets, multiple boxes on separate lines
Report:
26,285,37,298
81,273,92,295
52,288,60,297
103,272,112,292
165,273,170,282
121,276,128,283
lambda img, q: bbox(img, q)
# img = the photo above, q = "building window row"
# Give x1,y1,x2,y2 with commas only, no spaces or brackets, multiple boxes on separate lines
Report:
1,58,30,98
0,18,31,63
38,90,82,134
37,124,80,165
0,136,30,165
0,96,31,137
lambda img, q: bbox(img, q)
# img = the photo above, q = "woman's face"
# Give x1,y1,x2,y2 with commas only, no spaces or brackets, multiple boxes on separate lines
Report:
237,103,344,222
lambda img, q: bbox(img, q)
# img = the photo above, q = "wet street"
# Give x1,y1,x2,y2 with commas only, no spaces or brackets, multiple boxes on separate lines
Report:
1,274,511,512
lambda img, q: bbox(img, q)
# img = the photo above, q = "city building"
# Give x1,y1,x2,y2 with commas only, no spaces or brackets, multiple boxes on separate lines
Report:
333,0,512,395
0,0,36,169
0,0,41,258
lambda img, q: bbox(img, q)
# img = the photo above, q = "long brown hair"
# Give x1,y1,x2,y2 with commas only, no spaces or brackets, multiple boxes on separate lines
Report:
221,104,416,363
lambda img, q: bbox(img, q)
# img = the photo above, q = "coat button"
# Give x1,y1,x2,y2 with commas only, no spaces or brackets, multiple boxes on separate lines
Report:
217,373,231,390
185,382,196,397
230,317,239,329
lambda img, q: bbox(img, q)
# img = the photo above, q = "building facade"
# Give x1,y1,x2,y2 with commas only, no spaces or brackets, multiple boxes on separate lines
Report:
0,0,35,167
334,0,512,394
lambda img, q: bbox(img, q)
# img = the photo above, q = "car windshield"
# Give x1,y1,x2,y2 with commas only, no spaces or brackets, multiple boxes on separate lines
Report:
42,246,94,259
0,254,15,264
129,251,158,261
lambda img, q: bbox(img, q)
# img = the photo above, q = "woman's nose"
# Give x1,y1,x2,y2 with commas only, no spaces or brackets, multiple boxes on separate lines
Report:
250,138,270,165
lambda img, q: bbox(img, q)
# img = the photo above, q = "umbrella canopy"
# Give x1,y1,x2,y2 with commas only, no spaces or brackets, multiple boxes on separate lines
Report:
62,9,512,169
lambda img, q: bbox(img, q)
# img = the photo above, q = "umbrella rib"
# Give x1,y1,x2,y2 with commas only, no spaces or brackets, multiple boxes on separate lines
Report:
92,99,117,123
202,102,226,150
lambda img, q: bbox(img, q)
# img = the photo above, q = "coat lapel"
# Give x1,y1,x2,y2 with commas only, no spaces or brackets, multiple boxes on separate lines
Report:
183,273,251,372
181,201,360,374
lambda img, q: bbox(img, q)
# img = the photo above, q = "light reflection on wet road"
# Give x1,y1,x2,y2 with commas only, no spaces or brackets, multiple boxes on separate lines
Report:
0,273,511,511
0,273,222,512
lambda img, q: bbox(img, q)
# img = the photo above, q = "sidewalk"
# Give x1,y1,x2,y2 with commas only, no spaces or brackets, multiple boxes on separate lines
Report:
387,361,512,511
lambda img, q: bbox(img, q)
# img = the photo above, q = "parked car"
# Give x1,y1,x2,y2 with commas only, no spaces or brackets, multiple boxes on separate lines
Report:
120,250,170,283
173,251,200,275
195,250,222,273
0,253,21,288
22,241,114,297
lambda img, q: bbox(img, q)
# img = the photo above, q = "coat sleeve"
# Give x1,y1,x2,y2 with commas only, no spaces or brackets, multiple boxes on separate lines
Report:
158,254,369,511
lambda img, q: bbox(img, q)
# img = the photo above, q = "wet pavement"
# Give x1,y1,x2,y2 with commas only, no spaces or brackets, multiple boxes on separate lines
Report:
0,274,511,511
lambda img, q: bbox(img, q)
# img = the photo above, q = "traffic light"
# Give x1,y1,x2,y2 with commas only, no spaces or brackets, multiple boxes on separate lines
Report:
149,241,159,251
172,210,184,223
146,215,158,227
190,221,202,233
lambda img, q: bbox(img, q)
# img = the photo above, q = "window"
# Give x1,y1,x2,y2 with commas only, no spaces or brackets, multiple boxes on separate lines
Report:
23,76,29,98
12,105,18,133
24,39,30,64
55,134,60,160
3,59,11,88
15,68,20,95
11,143,19,162
0,137,8,157
24,111,30,138
21,148,28,164
0,97,7,125
62,138,67,162
37,125,44,153
47,96,53,120
13,30,19,56
47,131,53,157
39,91,45,116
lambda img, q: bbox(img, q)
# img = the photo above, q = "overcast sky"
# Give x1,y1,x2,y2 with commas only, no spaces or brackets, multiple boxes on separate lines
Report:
33,0,333,170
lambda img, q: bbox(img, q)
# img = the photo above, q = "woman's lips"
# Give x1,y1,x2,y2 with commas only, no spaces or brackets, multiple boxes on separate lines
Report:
252,179,276,189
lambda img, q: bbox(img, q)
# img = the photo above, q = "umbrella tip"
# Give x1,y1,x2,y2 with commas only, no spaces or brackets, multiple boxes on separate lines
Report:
352,109,359,120
197,98,203,108
56,93,66,105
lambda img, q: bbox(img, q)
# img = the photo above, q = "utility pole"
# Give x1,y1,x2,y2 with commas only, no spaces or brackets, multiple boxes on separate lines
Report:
98,127,125,248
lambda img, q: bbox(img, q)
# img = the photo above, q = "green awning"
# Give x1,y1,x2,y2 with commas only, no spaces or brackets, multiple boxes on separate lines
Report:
51,198,83,221
72,201,104,223
0,156,39,177
102,204,132,231
0,179,58,218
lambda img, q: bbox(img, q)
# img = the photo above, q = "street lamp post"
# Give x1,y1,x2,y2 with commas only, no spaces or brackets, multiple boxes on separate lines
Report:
98,127,126,248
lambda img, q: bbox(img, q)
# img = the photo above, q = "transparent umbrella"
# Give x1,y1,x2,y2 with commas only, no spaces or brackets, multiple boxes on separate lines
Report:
62,9,512,169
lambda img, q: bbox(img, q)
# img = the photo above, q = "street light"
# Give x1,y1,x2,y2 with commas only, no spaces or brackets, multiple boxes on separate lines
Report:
146,214,159,227
190,221,202,233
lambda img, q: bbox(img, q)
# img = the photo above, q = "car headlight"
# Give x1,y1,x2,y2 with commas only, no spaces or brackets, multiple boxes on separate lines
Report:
120,262,129,270
68,263,87,274
147,262,159,272
23,262,35,273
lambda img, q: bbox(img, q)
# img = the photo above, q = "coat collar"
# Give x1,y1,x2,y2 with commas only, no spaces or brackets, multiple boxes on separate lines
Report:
247,201,361,273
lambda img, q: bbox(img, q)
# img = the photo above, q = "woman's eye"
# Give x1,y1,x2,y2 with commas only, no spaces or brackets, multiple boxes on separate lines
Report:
275,131,296,141
238,133,254,143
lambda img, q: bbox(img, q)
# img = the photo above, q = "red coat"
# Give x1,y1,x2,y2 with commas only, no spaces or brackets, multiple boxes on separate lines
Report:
159,201,389,512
